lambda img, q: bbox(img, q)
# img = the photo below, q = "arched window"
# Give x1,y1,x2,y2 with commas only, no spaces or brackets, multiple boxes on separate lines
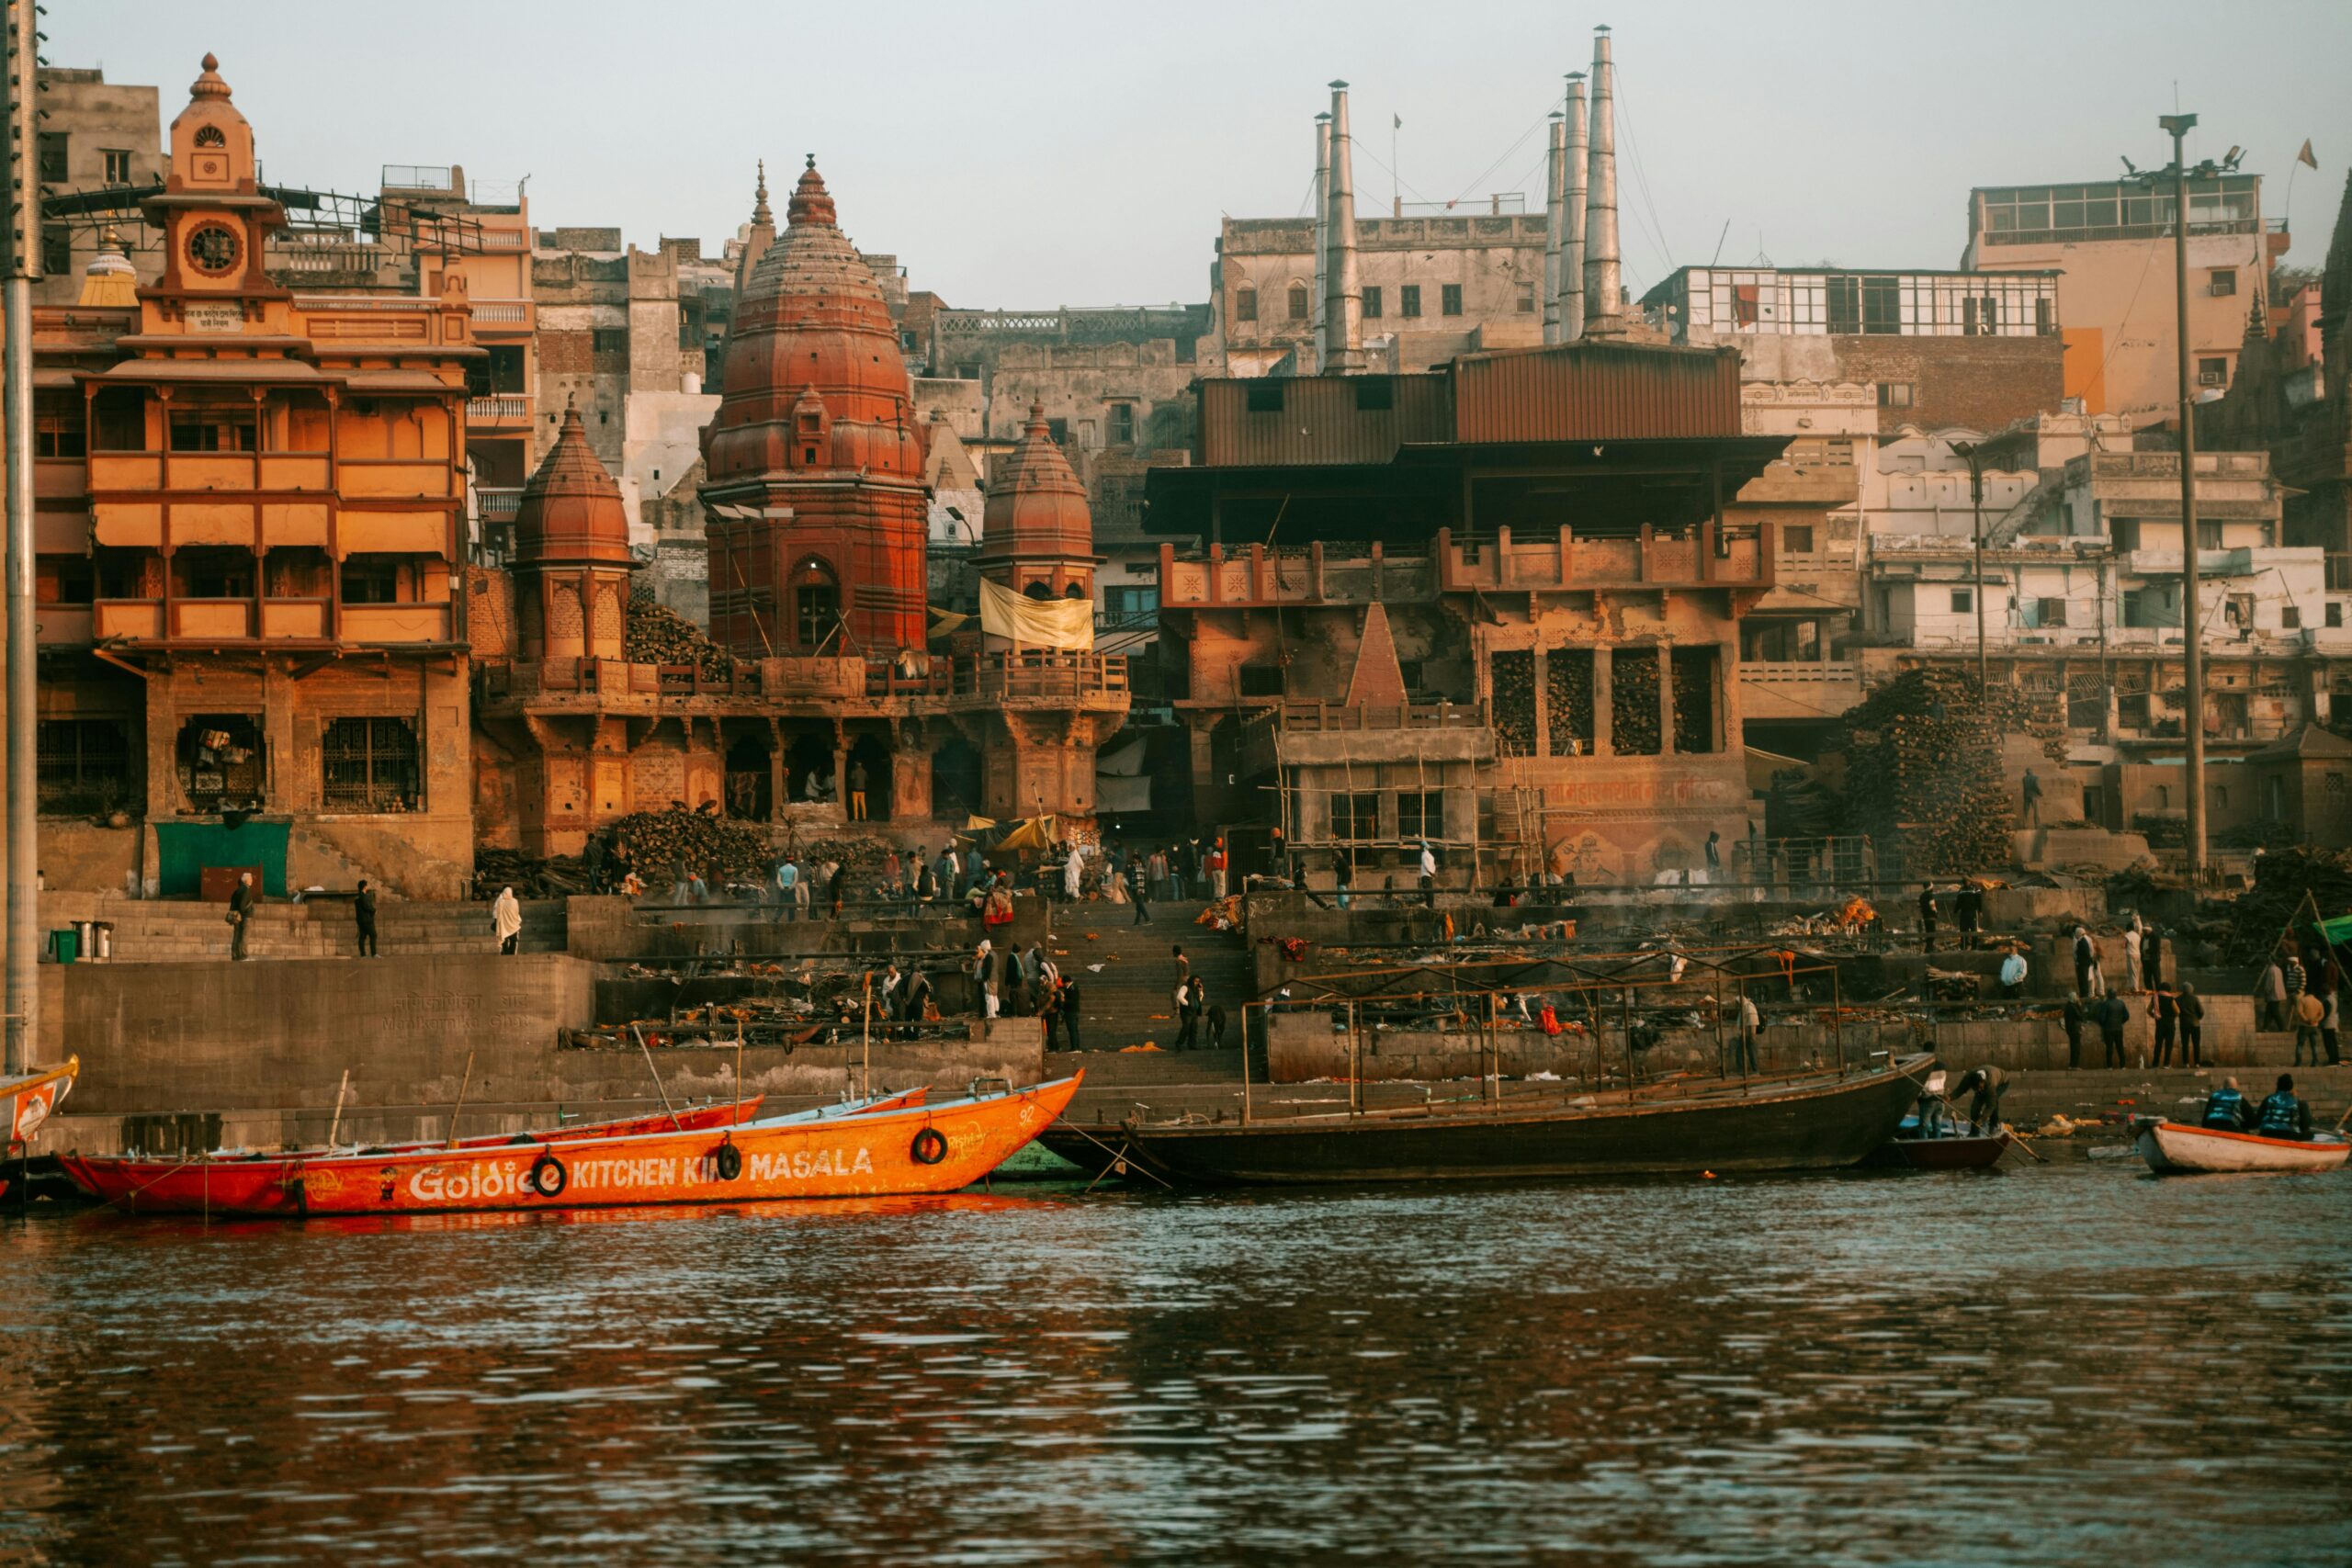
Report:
1235,286,1258,323
790,557,840,650
1064,581,1087,599
1023,580,1054,601
1287,281,1310,321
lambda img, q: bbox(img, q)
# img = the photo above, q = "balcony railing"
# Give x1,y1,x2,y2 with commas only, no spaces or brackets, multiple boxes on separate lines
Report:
476,487,523,521
467,396,530,425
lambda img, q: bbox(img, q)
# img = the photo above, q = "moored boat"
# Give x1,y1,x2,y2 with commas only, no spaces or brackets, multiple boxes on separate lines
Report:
1108,1055,1931,1186
4,1055,77,1147
1861,1130,2012,1170
57,1091,919,1215
291,1074,1079,1216
2134,1120,2350,1176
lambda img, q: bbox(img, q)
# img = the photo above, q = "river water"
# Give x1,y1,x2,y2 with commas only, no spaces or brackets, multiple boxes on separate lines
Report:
3,1161,2348,1566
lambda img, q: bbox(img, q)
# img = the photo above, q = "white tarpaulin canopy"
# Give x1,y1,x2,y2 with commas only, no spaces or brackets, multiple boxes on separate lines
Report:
978,578,1094,650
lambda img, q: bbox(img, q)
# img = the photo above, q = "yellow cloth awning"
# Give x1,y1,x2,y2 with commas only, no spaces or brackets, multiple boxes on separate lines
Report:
978,578,1093,650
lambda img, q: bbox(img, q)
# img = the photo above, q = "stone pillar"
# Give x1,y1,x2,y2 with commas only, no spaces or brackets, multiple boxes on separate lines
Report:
831,728,850,822
1658,639,1676,756
1592,645,1612,757
1531,646,1551,759
891,724,933,820
766,718,786,821
1718,639,1741,753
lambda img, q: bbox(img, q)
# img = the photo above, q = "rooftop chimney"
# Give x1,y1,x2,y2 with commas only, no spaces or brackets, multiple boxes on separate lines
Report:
1542,111,1566,344
1562,72,1589,341
1311,111,1332,372
1323,80,1364,373
1581,28,1623,335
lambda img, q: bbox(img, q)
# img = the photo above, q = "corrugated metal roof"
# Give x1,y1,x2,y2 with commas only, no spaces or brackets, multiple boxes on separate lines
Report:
1452,341,1741,443
1196,375,1453,468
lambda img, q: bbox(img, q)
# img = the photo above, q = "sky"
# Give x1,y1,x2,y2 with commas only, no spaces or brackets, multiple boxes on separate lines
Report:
49,0,2352,309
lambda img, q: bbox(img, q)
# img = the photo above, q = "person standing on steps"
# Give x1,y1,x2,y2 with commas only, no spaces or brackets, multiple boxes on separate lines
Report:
1419,840,1439,907
492,886,523,955
2020,767,2042,827
1335,852,1352,911
1132,869,1153,925
848,760,869,821
1057,976,1083,1052
354,878,379,958
228,871,257,961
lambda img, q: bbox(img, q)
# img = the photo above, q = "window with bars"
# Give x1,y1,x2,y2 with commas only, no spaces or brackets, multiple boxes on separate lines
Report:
1396,790,1444,841
322,716,421,811
1330,791,1381,841
37,719,132,814
1441,284,1464,317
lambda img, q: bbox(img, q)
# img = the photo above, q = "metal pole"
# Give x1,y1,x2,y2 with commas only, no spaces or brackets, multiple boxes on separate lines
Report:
2161,113,2209,877
3,0,41,1076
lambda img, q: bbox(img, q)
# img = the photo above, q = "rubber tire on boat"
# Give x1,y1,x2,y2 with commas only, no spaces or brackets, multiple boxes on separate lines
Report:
910,1126,949,1166
527,1152,568,1198
713,1142,742,1181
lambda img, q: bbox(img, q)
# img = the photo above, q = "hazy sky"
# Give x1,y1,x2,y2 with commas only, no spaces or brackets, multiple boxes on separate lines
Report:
50,0,2352,307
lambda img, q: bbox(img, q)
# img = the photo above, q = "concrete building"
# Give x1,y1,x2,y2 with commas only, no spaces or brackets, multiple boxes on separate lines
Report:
1962,173,2290,422
27,56,478,897
1640,265,2068,434
28,67,165,305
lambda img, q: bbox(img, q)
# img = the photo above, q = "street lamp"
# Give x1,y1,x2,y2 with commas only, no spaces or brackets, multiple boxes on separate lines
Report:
2130,112,2227,876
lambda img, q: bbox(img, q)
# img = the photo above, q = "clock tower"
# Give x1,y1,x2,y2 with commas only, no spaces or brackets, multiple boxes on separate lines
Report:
141,53,288,328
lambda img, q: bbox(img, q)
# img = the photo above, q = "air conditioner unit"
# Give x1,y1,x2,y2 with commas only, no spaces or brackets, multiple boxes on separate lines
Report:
2199,369,2226,387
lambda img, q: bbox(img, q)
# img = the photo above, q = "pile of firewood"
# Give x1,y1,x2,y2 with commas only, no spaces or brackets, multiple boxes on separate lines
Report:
1611,648,1662,756
1670,649,1710,753
1841,669,2041,875
612,804,773,879
1544,649,1593,754
1491,650,1536,756
625,584,735,680
2223,845,2352,964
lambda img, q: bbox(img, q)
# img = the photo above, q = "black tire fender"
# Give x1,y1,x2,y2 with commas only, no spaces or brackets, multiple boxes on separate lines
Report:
910,1126,949,1166
527,1151,568,1198
713,1141,743,1181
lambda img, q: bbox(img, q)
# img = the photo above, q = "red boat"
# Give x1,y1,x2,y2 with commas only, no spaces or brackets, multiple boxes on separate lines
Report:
54,1091,910,1215
290,1075,1079,1217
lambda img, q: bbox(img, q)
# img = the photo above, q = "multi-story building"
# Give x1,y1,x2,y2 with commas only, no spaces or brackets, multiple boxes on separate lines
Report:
1962,172,2290,421
1145,340,1789,885
29,56,478,897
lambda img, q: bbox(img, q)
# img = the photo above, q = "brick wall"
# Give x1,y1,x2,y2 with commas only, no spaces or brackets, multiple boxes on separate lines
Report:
1831,335,2065,434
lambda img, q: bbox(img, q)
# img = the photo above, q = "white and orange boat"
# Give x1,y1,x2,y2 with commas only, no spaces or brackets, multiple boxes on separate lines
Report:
293,1074,1080,1218
61,1091,919,1215
2135,1119,2350,1176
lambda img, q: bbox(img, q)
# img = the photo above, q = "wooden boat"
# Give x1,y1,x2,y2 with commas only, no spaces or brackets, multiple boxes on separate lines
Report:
1109,1055,1932,1186
290,1075,1079,1217
2134,1120,2351,1176
4,1055,77,1146
56,1091,906,1215
1862,1130,2012,1169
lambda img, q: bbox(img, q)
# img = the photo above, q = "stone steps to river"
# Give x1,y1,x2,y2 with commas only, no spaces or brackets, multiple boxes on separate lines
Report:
1041,901,1254,1055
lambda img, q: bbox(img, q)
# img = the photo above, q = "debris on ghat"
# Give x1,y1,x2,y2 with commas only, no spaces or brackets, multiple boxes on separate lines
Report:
1840,669,2061,875
625,584,737,680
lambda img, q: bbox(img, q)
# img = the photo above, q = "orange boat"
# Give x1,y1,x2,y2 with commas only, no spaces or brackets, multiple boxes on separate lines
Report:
58,1092,916,1215
292,1074,1080,1217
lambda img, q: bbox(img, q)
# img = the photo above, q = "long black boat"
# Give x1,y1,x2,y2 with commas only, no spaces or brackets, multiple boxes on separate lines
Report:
1087,1054,1934,1186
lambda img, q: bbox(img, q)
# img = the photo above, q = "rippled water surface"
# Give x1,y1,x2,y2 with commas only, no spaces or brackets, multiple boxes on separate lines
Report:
4,1163,2350,1566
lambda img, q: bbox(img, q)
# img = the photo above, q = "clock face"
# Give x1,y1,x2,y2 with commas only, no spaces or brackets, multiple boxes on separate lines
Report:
186,222,242,276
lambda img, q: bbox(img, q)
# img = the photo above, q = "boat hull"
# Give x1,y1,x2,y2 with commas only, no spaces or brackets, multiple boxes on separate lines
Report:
2136,1121,2350,1176
293,1075,1080,1216
53,1093,921,1215
1117,1057,1931,1186
1861,1132,2012,1170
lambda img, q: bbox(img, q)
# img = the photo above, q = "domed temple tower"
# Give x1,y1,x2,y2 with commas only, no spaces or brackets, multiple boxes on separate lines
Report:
978,404,1102,602
700,160,929,659
513,403,633,661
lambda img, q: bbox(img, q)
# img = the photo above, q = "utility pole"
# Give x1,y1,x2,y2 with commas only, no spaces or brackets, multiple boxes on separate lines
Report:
1954,441,1989,693
3,0,40,1076
2159,112,2209,876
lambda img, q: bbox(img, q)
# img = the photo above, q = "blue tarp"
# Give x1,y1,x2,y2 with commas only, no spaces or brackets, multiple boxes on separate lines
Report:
153,819,290,897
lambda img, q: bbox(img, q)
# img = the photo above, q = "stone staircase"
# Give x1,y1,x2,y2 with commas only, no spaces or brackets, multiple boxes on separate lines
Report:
1042,901,1255,1055
51,897,569,962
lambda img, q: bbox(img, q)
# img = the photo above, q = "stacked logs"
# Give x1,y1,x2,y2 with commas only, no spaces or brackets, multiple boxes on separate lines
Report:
1841,668,2048,875
2224,846,2352,964
1490,650,1536,756
611,804,773,879
1670,649,1710,753
625,584,736,680
1611,648,1662,756
1544,649,1593,755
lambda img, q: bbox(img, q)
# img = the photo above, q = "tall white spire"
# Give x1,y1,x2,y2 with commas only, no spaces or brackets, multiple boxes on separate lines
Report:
1581,27,1623,335
1562,72,1589,341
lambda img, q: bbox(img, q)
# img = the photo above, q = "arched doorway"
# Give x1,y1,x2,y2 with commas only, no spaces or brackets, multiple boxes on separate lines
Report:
848,732,894,822
933,731,981,818
784,728,837,804
724,727,772,820
789,556,842,652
